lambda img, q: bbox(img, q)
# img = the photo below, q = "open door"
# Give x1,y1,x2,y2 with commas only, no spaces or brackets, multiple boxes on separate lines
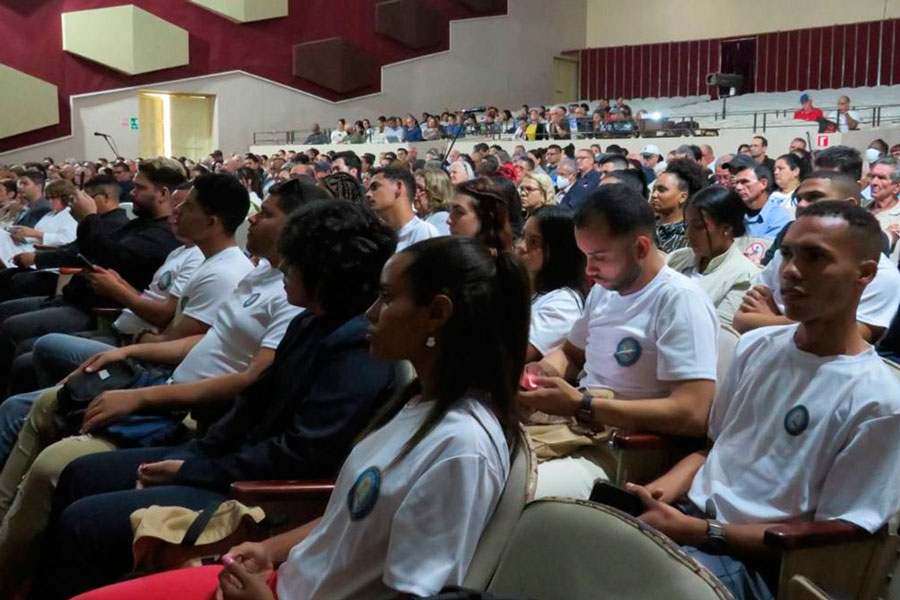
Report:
138,91,215,159
719,37,757,97
553,56,579,104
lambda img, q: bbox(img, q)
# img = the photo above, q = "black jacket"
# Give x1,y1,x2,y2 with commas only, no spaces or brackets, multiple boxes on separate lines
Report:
62,214,179,309
173,312,399,492
34,208,130,270
14,197,50,227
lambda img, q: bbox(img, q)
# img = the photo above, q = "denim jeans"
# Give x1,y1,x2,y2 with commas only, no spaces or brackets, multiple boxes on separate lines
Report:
32,333,116,389
0,389,42,469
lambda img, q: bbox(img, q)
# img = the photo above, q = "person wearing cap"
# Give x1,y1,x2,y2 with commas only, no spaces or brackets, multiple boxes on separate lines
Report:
641,144,666,175
793,93,824,122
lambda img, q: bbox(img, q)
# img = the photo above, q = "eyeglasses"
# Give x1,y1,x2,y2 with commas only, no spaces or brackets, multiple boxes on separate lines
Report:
518,185,539,194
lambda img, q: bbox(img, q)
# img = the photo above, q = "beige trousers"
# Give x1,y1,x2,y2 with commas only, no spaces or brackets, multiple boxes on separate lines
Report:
0,387,117,594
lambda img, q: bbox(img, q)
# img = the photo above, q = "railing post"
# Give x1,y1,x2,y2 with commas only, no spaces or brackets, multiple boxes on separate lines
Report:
762,112,767,133
753,113,757,133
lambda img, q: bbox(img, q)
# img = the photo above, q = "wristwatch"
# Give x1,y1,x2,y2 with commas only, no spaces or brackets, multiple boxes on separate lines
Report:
705,519,727,553
575,391,593,424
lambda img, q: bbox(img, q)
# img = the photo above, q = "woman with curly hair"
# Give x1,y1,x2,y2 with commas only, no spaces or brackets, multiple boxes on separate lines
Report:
447,177,513,254
650,157,709,253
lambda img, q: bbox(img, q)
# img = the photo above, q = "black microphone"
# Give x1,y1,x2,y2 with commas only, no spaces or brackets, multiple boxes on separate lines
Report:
94,132,109,138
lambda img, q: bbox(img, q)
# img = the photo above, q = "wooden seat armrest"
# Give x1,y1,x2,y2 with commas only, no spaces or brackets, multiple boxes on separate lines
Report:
609,431,668,450
609,431,707,451
59,267,84,275
230,480,335,504
764,520,875,550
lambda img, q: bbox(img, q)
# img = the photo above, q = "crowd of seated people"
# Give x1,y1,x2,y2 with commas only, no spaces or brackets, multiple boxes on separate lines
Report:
0,126,897,600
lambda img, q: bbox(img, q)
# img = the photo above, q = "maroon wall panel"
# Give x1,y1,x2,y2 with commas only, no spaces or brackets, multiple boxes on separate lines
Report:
865,21,880,86
659,42,671,97
882,20,897,86
796,28,810,91
577,17,894,100
809,27,822,89
0,0,507,151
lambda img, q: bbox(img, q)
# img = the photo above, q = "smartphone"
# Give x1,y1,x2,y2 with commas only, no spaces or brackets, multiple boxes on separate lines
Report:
519,370,540,391
589,481,645,517
78,171,86,191
76,252,97,270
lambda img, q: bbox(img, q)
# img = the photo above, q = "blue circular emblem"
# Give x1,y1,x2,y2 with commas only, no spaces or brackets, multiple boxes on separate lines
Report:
784,405,809,436
158,271,173,291
243,293,260,308
347,466,381,521
614,337,642,367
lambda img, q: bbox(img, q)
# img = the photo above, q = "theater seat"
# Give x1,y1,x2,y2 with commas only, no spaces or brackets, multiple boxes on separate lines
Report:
606,324,740,485
485,498,733,600
55,266,82,296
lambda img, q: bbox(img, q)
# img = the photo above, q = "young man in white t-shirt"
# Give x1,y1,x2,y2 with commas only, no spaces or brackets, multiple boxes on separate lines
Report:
366,167,439,252
0,184,320,588
519,184,719,498
83,185,203,335
735,173,900,342
626,201,900,600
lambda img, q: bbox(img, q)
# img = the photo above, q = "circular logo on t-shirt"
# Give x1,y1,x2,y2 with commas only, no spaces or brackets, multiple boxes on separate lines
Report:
243,293,260,308
784,405,809,436
347,466,381,521
614,337,642,367
158,271,173,291
743,243,766,265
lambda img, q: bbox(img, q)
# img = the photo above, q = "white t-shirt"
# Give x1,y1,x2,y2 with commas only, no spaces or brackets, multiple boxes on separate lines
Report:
425,211,451,236
529,288,583,356
172,260,301,383
277,397,510,600
331,130,348,144
32,206,78,246
114,245,205,334
172,246,254,327
396,216,440,252
828,109,862,132
758,251,900,329
688,325,900,532
566,267,719,398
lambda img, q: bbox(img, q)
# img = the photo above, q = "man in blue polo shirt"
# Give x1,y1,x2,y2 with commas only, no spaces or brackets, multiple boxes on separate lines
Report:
732,161,790,239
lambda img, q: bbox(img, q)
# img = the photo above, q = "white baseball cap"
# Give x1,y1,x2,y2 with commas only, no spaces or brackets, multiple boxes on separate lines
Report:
640,144,661,156
865,148,882,164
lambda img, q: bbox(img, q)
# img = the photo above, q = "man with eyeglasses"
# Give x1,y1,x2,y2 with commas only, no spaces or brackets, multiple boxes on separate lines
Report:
560,148,602,212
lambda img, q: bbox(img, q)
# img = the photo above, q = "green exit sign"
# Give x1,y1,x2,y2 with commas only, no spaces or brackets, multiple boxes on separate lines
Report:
129,117,139,131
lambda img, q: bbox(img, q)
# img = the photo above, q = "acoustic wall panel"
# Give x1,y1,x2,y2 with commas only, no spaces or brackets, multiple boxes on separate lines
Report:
292,37,378,94
189,0,288,24
61,5,189,76
0,64,59,139
376,0,445,49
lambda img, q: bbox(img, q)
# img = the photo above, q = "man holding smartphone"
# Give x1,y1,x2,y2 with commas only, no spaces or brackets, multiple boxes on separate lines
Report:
626,202,900,599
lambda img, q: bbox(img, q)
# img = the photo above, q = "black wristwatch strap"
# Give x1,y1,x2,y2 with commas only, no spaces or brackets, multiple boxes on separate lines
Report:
576,391,593,424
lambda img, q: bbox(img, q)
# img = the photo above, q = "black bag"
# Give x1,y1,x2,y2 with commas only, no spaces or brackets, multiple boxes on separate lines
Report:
55,359,186,447
425,588,528,599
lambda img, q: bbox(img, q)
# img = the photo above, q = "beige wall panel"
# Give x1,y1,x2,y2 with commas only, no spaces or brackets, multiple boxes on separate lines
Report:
190,0,288,23
62,5,188,76
586,0,900,47
0,65,59,139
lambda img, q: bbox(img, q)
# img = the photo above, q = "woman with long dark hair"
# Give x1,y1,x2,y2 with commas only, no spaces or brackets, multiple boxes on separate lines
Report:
68,237,530,600
770,152,809,215
516,206,585,361
667,185,761,326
